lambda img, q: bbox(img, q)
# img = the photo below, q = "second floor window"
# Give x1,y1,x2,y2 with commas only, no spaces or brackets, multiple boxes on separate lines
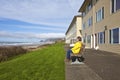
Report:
88,2,92,11
111,0,120,13
96,7,104,22
82,12,86,17
87,16,93,27
82,22,86,30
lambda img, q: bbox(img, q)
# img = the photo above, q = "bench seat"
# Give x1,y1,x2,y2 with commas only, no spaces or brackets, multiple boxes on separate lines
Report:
70,45,85,62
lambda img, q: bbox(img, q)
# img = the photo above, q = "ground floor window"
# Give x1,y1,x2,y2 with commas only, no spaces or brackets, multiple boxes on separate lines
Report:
98,32,105,44
70,38,76,44
109,27,120,44
87,35,91,44
83,36,86,43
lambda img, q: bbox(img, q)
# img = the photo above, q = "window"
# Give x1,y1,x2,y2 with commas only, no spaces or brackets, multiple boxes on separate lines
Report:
85,0,92,14
83,36,86,43
96,7,104,22
95,0,99,4
98,32,105,44
82,22,86,30
70,38,76,44
88,1,92,11
87,16,93,27
110,28,119,44
116,0,120,11
87,35,91,43
82,12,86,17
111,0,120,13
96,0,99,2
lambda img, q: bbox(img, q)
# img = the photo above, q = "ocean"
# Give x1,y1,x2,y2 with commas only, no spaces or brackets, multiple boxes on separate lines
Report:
0,41,53,46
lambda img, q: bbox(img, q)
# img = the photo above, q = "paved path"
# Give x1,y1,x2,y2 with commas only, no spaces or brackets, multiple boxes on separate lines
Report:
65,62,102,80
65,49,120,80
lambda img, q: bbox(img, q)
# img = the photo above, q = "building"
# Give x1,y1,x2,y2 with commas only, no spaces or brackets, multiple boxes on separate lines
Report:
79,0,120,54
65,15,82,44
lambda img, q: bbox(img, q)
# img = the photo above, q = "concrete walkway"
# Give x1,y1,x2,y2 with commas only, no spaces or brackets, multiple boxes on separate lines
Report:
65,49,120,80
65,62,102,80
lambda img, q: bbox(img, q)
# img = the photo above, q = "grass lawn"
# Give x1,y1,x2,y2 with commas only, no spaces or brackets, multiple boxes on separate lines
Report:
0,42,65,80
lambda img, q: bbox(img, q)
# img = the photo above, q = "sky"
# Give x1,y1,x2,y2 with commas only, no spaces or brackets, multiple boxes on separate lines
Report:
0,0,84,42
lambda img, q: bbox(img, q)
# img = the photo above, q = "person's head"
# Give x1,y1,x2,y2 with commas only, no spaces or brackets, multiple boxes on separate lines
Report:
77,36,81,41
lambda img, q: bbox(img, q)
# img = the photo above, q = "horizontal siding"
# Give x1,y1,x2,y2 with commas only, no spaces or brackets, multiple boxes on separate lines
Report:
99,44,120,54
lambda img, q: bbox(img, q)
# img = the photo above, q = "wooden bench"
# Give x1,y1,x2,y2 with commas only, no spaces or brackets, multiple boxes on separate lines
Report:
70,45,85,63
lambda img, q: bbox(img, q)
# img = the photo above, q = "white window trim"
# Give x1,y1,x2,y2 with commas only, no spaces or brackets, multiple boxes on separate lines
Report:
114,0,116,12
119,27,120,44
110,0,112,14
100,8,102,20
91,35,93,48
98,33,100,44
96,10,99,22
93,34,96,48
111,30,113,44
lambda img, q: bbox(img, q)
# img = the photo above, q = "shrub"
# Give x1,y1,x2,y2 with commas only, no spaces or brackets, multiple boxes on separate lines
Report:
0,46,27,62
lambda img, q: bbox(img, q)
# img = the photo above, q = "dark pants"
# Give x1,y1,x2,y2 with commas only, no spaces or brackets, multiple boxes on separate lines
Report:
66,49,73,60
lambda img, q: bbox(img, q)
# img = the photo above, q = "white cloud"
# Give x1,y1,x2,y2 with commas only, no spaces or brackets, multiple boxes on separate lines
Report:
0,31,65,39
17,25,66,32
0,0,72,26
0,0,84,40
0,0,84,27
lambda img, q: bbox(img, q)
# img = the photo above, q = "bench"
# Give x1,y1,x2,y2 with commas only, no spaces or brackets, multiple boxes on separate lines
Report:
70,45,85,64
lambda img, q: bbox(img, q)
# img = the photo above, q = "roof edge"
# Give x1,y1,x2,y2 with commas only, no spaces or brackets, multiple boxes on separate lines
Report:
78,0,90,12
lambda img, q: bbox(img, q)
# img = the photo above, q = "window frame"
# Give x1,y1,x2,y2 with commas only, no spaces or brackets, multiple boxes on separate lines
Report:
109,27,120,44
87,16,93,27
96,7,104,22
82,22,86,30
116,0,120,11
88,1,92,11
82,12,86,17
98,32,105,44
83,36,86,43
87,35,91,44
111,0,120,13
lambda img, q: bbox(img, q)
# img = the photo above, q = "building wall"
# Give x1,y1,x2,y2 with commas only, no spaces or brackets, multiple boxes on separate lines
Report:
95,0,120,54
82,5,94,48
76,17,82,37
65,23,76,43
81,0,120,54
65,16,82,44
94,0,120,38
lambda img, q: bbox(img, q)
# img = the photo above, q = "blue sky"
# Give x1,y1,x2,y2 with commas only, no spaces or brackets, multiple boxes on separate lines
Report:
0,0,84,42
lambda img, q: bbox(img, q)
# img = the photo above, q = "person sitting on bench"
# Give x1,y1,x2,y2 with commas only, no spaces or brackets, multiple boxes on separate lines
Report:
65,36,83,62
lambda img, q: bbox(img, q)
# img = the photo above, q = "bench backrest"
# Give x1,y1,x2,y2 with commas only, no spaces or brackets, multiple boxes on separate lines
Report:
79,44,85,55
71,44,85,56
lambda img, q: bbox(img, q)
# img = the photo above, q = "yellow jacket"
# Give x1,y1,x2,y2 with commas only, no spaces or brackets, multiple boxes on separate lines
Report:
71,41,82,54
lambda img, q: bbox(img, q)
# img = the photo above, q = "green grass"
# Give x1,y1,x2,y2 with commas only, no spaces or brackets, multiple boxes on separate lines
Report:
0,43,65,80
